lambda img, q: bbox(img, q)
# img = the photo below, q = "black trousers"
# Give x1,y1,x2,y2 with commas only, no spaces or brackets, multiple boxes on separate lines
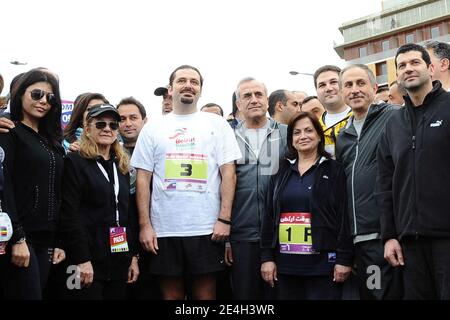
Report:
230,241,275,300
401,236,450,300
276,274,343,300
354,239,403,300
0,243,53,299
62,279,127,300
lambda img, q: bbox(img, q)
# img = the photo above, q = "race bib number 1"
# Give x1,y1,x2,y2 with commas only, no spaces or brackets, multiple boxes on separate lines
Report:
279,212,317,255
164,153,208,192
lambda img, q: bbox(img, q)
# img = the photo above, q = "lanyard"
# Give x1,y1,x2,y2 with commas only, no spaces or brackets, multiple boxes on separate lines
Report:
97,161,120,226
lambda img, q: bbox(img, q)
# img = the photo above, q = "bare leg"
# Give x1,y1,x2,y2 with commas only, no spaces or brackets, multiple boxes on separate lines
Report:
159,276,185,300
192,273,216,300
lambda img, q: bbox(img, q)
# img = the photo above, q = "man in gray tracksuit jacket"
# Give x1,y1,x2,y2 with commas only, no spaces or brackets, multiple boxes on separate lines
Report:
336,64,402,300
225,78,287,300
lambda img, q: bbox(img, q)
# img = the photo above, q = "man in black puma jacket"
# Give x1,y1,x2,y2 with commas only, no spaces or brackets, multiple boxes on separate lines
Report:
375,43,450,299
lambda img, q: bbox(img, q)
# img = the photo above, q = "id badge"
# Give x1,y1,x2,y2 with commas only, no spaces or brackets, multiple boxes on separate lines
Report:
0,212,13,255
109,227,129,253
0,242,6,255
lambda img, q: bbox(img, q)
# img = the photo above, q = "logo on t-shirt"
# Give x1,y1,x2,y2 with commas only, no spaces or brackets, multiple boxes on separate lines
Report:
169,128,196,150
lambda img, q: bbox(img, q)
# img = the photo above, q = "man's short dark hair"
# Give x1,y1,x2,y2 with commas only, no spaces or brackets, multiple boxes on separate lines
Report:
268,90,288,117
395,43,432,68
313,65,341,89
0,73,4,94
376,86,389,94
154,86,168,96
301,95,318,104
201,103,224,116
169,65,203,88
117,96,147,119
232,92,238,117
389,80,407,96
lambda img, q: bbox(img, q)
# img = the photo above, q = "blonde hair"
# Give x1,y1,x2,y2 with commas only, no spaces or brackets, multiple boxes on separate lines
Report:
80,119,130,175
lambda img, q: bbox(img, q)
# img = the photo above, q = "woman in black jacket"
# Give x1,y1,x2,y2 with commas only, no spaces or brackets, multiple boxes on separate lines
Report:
60,104,139,299
260,112,352,300
0,68,66,299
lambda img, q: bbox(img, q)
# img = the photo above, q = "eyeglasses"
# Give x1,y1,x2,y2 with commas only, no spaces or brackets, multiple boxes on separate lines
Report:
28,89,55,103
94,121,119,130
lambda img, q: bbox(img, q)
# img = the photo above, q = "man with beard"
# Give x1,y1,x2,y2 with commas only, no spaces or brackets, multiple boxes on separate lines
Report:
376,43,450,299
131,65,241,300
117,97,147,156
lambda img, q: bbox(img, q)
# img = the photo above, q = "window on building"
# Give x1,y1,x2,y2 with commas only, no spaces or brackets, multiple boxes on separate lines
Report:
382,40,390,51
359,46,367,58
375,61,388,85
431,26,440,38
376,61,387,76
406,33,415,43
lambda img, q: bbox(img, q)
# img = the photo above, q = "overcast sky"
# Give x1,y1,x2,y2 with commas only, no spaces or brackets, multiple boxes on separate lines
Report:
1,0,382,119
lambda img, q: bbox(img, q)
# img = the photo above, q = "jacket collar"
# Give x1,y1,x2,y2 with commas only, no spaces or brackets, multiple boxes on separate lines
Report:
235,117,278,132
403,80,445,108
287,156,328,169
343,102,392,135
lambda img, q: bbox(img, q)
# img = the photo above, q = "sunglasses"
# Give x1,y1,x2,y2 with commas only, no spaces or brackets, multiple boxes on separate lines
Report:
28,89,55,103
94,121,119,130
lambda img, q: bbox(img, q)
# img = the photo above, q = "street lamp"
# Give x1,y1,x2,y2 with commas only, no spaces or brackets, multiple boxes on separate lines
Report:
289,71,314,76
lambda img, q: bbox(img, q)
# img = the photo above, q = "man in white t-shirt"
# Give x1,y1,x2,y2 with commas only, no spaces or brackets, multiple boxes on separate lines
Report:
313,65,352,158
131,65,241,300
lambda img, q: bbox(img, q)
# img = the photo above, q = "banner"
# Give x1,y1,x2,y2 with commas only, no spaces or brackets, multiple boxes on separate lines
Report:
61,99,74,129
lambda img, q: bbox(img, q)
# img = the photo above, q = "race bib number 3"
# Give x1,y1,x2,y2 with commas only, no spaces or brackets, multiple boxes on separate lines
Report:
110,227,129,253
279,212,317,255
164,153,208,192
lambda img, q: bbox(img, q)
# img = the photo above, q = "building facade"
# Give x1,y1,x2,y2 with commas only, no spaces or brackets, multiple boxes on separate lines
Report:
334,0,450,87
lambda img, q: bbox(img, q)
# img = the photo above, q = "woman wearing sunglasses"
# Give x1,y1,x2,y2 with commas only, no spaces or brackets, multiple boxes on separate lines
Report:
62,93,109,153
0,68,66,299
60,104,139,299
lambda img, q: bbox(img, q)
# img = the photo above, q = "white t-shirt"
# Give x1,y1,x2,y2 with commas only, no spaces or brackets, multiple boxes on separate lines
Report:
131,111,241,237
245,121,270,158
324,107,352,128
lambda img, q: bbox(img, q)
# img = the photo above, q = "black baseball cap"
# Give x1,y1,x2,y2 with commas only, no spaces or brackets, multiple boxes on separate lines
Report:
154,86,169,96
87,104,121,122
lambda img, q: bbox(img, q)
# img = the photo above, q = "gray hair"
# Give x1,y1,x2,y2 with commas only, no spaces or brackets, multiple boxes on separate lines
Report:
339,64,377,87
424,40,450,69
235,77,267,101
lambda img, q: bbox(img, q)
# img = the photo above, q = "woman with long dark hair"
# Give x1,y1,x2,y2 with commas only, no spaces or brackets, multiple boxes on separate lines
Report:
0,68,65,299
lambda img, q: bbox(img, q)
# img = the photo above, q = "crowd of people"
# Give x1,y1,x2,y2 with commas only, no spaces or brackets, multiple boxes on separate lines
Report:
0,40,449,300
